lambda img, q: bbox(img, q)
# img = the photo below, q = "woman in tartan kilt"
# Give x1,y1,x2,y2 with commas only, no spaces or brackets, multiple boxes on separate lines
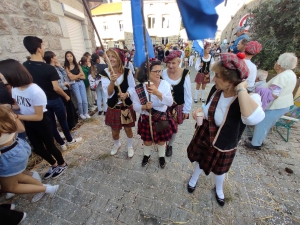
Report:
101,48,136,158
131,59,177,168
187,53,265,206
162,50,192,157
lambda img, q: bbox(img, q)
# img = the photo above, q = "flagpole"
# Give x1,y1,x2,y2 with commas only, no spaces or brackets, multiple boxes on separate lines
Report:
82,0,122,94
140,0,157,151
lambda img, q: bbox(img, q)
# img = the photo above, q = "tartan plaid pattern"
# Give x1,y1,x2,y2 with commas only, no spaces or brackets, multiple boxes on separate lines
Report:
105,105,136,130
220,53,249,79
168,103,185,125
187,90,237,175
138,114,177,143
245,41,262,55
194,72,210,85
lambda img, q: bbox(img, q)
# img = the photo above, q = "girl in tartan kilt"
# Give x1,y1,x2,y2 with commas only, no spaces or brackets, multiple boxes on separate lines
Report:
187,53,265,206
131,59,177,168
162,50,192,157
101,48,136,158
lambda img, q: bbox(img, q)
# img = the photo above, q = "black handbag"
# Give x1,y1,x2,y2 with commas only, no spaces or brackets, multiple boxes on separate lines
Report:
154,120,169,133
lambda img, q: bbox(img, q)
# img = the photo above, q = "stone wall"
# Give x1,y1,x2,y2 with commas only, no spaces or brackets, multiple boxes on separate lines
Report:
0,0,96,63
220,0,269,43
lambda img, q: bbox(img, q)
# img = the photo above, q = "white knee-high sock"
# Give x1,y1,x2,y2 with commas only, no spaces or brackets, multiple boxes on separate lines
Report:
168,133,177,147
158,145,165,157
201,90,205,100
194,90,199,100
214,173,225,199
114,139,120,147
127,137,133,148
189,162,202,187
144,145,152,156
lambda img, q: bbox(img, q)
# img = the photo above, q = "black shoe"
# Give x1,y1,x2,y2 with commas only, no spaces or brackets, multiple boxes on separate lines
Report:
215,192,225,207
52,163,68,178
44,166,58,179
187,183,196,193
247,137,264,146
201,99,206,103
141,155,150,167
165,146,172,157
159,157,166,168
244,141,261,150
98,111,103,115
194,99,198,103
104,112,106,116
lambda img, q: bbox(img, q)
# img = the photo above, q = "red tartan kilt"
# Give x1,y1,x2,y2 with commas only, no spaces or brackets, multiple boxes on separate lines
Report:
194,72,210,84
168,104,185,125
138,114,177,143
105,105,136,130
187,120,236,175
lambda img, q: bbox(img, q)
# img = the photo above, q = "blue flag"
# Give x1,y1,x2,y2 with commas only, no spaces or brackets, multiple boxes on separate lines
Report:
130,0,155,67
192,40,204,56
177,0,223,40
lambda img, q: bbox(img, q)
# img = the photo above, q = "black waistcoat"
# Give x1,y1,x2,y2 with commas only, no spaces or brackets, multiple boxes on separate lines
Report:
207,85,246,151
170,69,189,105
103,68,133,108
199,55,212,74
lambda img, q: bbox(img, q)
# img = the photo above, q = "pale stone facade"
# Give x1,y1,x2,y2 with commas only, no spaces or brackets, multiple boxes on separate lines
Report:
220,0,269,43
0,0,96,63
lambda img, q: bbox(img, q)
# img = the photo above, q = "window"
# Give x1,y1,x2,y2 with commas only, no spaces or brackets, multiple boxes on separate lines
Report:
147,15,155,29
114,42,119,48
103,22,108,31
119,21,123,32
162,15,170,28
162,37,169,45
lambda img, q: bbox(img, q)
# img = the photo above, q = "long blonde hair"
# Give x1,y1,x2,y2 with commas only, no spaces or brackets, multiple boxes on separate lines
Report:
106,49,124,74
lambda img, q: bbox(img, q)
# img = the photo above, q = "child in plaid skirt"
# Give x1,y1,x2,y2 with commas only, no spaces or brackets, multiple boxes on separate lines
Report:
187,53,265,207
132,59,176,168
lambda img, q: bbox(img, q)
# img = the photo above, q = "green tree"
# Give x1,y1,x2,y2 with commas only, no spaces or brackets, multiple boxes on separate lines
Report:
250,0,300,70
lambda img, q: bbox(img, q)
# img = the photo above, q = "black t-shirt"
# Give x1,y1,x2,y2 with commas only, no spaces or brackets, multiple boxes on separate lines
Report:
0,82,14,104
23,61,60,100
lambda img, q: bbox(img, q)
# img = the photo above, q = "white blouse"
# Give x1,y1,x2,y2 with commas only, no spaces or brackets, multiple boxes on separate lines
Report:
202,92,265,126
101,68,136,104
131,80,173,115
162,69,193,114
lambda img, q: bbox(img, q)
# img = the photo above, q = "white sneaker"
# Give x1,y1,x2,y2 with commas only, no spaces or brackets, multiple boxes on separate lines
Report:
31,192,45,203
67,137,82,146
6,193,15,200
19,212,27,224
84,114,91,119
80,114,86,120
128,147,134,158
111,143,121,155
60,144,67,151
32,171,42,182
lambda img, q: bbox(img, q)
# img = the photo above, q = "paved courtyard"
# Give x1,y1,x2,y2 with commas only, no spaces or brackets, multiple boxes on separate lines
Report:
1,66,300,225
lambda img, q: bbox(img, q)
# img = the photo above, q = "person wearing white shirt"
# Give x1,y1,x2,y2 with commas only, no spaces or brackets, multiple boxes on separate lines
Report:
162,50,193,157
132,60,177,168
189,54,195,67
101,48,136,158
187,53,265,207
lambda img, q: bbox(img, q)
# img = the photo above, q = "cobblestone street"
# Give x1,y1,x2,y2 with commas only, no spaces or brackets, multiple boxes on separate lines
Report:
1,67,300,225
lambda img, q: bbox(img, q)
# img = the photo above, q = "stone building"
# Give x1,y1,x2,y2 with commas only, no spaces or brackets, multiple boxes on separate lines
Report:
0,0,96,63
220,0,269,43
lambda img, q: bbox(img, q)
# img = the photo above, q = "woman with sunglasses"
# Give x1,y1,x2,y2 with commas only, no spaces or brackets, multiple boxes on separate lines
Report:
162,50,192,157
131,59,177,168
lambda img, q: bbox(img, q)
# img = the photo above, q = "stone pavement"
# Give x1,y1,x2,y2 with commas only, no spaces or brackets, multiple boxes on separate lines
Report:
1,67,300,225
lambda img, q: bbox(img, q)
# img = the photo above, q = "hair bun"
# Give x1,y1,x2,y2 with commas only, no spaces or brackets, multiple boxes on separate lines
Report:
237,52,246,59
165,50,170,56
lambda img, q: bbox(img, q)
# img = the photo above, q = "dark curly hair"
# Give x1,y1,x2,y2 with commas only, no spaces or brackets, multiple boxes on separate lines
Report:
136,60,161,83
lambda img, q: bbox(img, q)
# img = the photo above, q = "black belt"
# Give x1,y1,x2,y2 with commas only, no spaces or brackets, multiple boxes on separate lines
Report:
0,140,18,155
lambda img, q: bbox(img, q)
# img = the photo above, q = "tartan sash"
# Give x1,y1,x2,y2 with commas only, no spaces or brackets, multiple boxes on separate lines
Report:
135,84,167,121
207,90,222,144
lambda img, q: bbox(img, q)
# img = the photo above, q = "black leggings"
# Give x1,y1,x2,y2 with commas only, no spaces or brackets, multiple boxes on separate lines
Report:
24,113,65,165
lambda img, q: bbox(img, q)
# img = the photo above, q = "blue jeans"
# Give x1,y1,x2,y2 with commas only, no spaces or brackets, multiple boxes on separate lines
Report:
96,82,107,112
46,97,73,145
72,81,88,115
251,107,289,146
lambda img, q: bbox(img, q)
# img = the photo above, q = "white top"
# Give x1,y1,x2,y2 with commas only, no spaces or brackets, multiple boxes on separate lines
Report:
203,92,264,127
101,68,136,104
254,80,266,89
266,69,297,110
124,61,135,74
244,59,257,91
161,69,192,114
132,80,173,115
180,50,184,59
12,84,47,115
195,55,214,71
